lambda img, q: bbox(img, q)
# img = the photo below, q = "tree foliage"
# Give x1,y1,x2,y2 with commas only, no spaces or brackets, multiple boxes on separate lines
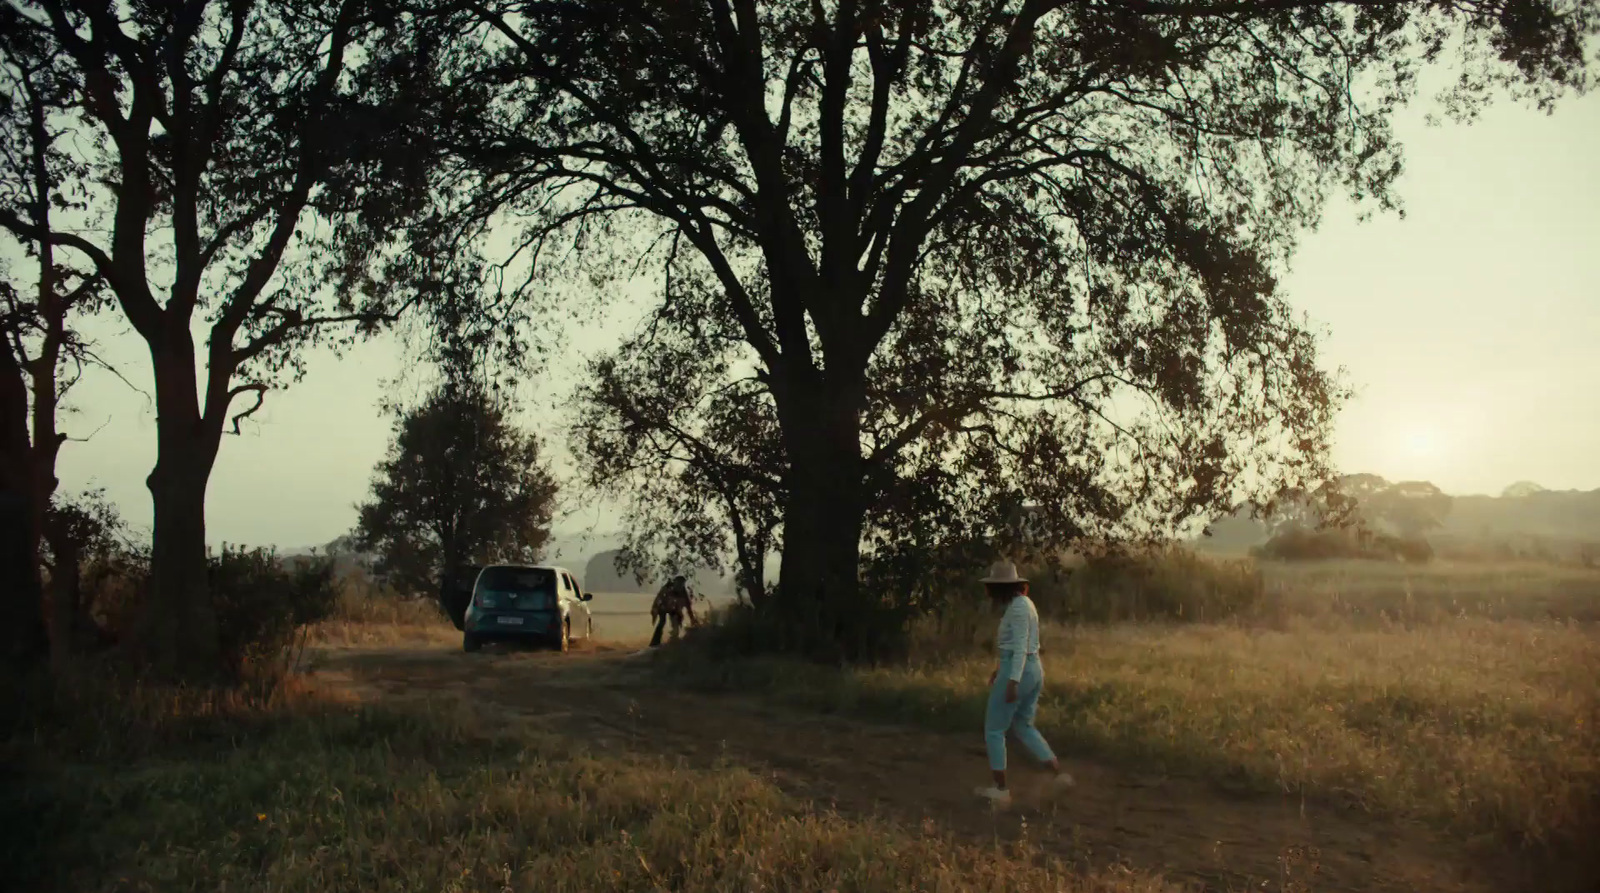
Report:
0,13,112,672
379,0,1594,657
39,487,126,656
355,382,558,596
0,15,111,517
575,316,784,604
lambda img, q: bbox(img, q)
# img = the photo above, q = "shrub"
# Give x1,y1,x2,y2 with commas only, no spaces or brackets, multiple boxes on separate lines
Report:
1254,527,1434,563
79,549,150,647
1027,546,1266,624
43,545,340,686
210,546,340,685
696,594,913,666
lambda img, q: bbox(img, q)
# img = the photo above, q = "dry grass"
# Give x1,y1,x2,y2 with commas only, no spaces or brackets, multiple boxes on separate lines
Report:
1260,560,1600,625
2,675,1172,893
306,580,458,647
680,560,1600,850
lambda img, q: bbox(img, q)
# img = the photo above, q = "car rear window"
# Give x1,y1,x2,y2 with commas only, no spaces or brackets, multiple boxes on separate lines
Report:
475,566,556,610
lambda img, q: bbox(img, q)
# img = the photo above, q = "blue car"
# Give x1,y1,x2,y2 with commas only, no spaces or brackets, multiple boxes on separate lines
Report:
462,564,594,653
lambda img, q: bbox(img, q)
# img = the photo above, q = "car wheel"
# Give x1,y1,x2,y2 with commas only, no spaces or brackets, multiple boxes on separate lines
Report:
558,618,571,653
586,617,594,640
463,632,481,653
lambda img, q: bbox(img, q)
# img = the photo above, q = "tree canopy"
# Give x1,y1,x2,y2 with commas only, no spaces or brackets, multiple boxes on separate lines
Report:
378,0,1594,656
355,382,558,596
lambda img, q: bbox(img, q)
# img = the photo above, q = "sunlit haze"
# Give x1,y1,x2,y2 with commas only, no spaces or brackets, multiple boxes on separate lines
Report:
27,89,1600,549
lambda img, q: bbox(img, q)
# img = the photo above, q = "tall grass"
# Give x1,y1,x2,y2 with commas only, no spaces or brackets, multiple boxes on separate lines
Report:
2,675,1169,893
1025,546,1266,624
1261,560,1600,625
307,574,456,647
677,558,1600,851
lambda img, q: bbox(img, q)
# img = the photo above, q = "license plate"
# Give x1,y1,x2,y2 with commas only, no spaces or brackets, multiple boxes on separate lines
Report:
496,616,524,626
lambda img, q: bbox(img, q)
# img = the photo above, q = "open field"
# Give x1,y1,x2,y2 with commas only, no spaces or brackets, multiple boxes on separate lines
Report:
6,558,1596,892
3,669,1146,893
1259,560,1600,625
672,559,1600,879
684,617,1599,848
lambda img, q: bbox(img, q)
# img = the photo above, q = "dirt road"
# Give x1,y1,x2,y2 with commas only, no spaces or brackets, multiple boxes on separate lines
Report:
309,642,1563,893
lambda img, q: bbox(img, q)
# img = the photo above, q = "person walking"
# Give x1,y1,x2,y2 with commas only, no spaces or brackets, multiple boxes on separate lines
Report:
649,574,697,647
974,560,1075,806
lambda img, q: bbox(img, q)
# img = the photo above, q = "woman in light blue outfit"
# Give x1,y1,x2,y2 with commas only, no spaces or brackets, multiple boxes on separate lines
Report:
975,560,1075,805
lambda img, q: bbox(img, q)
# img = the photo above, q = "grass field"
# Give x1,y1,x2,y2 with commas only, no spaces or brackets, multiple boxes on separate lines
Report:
1260,560,1600,625
6,557,1597,891
677,561,1600,851
1,676,1161,893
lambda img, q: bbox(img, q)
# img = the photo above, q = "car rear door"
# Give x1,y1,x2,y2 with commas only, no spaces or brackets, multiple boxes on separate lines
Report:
439,565,480,631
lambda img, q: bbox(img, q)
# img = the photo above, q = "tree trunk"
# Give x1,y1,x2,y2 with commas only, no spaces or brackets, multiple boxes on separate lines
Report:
730,518,769,606
141,454,220,679
47,541,83,670
0,346,49,675
136,340,223,681
772,372,885,660
0,490,48,677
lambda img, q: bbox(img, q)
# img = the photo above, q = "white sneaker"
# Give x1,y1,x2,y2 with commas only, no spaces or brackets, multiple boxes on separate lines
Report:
1053,772,1076,789
974,785,1012,806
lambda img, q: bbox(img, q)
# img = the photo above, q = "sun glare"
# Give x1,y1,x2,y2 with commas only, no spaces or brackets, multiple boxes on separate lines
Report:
1402,427,1440,459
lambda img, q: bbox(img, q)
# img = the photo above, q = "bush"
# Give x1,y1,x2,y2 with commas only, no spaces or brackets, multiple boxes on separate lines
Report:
696,593,914,666
44,545,341,686
79,549,150,646
1254,527,1434,563
210,546,340,685
1027,546,1266,624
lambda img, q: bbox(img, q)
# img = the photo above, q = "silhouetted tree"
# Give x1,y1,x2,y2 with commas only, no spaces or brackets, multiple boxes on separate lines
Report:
392,0,1592,658
575,332,783,605
0,21,108,551
0,1,427,679
1,25,119,671
354,383,558,596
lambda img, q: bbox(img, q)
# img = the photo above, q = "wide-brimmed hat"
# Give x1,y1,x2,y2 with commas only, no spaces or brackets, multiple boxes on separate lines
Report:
980,560,1028,585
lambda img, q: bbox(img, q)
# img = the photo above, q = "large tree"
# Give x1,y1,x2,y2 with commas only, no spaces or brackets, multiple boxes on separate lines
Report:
377,1,1599,653
0,0,427,678
354,382,558,597
0,18,106,548
0,19,117,668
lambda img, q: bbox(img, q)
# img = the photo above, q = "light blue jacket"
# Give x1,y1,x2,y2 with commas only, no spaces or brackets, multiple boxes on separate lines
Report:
995,595,1041,682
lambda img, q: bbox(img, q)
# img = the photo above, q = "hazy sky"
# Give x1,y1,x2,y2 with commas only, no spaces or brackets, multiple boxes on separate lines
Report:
27,87,1600,550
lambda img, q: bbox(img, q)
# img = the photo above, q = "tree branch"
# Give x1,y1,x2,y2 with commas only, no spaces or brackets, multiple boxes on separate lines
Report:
225,383,268,435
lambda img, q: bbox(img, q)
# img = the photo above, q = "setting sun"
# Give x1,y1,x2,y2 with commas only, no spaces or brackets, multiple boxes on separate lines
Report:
1402,427,1442,460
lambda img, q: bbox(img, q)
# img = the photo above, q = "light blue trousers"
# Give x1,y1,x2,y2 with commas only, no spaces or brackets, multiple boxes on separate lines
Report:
985,652,1056,772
